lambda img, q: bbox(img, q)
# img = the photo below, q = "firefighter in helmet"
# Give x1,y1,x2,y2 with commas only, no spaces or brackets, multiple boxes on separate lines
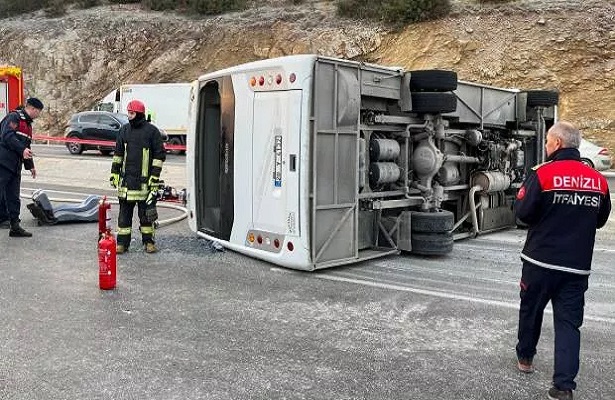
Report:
110,99,166,253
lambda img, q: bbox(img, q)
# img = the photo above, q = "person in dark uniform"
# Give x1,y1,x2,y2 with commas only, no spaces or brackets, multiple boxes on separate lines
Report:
0,98,44,237
0,107,21,229
110,99,166,254
514,121,611,400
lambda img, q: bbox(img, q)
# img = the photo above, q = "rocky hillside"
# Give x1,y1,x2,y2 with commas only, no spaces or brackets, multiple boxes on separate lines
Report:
1,0,614,152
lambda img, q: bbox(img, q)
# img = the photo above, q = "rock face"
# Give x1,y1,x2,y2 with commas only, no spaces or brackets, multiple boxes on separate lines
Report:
1,1,613,152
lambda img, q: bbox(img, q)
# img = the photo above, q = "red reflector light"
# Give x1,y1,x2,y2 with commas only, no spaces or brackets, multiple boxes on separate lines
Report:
275,74,282,85
289,73,296,83
598,148,610,156
287,241,294,251
257,235,263,244
258,76,265,86
274,239,280,248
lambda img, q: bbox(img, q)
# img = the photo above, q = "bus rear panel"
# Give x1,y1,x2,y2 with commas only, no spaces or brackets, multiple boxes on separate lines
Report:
188,56,316,270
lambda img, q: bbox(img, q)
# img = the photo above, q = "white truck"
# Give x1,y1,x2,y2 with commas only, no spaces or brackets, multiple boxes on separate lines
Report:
185,55,559,270
96,83,192,152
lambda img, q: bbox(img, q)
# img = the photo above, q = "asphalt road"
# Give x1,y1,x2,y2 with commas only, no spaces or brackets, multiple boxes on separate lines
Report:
1,146,614,400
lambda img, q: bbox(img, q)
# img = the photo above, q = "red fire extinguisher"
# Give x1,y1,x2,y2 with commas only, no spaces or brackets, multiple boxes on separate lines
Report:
99,230,117,290
98,196,112,240
98,196,116,290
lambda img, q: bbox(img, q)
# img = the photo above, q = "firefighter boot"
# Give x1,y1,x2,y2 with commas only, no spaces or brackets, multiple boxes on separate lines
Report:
9,220,33,237
145,242,158,254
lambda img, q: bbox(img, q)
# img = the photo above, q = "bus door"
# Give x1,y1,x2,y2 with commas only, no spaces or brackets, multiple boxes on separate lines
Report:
195,78,235,240
251,90,301,241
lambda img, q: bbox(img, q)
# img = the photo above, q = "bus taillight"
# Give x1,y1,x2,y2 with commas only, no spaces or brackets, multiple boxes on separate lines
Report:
287,241,294,252
289,73,296,83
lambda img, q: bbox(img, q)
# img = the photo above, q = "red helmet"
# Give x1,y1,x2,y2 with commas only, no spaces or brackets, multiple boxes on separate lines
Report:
127,99,146,114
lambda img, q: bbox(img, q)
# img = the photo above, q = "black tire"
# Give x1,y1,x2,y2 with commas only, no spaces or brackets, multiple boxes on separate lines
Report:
66,134,83,155
167,137,184,155
411,232,454,256
411,92,457,114
580,158,595,169
411,210,454,233
525,90,559,107
410,70,458,92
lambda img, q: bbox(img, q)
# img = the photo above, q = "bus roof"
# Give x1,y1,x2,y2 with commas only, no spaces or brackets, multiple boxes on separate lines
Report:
195,54,405,82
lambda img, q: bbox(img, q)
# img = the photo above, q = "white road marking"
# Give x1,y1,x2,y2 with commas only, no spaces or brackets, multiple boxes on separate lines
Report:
316,273,615,324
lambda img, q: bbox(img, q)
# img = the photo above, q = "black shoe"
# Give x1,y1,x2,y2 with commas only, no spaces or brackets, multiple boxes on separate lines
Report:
517,358,534,373
548,387,573,400
9,225,33,237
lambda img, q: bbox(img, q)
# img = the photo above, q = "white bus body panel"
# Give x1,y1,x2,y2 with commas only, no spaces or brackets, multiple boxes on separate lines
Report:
188,55,317,270
250,91,301,236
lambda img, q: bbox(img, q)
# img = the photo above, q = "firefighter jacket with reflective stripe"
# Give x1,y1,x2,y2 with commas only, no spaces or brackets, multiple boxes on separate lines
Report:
0,109,35,174
514,148,611,275
111,118,166,201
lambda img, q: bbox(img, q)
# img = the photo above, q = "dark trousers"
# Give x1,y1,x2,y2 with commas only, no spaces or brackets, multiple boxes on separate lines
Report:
0,167,21,222
116,199,155,247
516,261,588,391
0,189,8,221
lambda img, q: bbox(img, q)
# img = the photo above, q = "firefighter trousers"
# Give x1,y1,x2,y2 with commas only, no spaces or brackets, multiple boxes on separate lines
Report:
516,261,588,391
116,199,155,247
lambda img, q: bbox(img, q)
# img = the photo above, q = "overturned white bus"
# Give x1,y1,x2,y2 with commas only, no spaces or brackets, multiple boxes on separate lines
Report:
186,55,558,270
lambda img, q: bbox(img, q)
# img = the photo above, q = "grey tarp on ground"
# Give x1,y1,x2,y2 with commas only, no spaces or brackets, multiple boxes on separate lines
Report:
27,189,100,225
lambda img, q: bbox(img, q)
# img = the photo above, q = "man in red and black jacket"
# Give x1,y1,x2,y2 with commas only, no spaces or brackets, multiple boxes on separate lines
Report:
514,121,611,400
0,97,44,237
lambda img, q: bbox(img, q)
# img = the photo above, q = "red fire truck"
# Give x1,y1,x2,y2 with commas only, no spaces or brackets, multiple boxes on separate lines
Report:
0,66,25,119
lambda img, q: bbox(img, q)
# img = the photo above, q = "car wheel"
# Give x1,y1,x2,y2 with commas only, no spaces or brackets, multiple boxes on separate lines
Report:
580,158,595,169
66,134,83,155
167,137,184,155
